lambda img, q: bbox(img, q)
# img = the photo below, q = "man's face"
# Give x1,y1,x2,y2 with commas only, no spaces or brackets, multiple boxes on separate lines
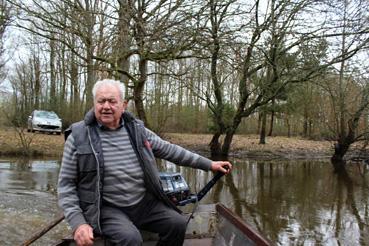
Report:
94,84,125,129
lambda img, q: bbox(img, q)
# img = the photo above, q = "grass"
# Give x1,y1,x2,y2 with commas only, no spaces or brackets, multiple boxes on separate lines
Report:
0,128,64,158
0,128,335,159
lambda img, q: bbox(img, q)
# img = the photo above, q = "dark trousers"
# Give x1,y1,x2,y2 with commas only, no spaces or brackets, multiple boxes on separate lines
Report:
100,192,187,246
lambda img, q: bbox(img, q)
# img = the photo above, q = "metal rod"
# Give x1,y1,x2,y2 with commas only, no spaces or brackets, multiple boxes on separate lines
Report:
20,214,65,246
177,169,227,206
196,170,226,201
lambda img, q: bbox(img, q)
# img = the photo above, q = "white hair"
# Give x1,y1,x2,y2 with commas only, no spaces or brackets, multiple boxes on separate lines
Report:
92,79,125,101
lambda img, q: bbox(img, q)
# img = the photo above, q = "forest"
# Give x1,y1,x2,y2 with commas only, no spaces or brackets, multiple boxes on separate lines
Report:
0,0,368,166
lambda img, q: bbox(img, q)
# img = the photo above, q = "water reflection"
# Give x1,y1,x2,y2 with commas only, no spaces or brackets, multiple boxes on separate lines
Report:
160,159,369,245
0,159,60,194
1,158,369,245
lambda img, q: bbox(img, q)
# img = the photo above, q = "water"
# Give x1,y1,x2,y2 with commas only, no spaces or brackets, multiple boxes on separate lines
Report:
1,158,369,245
0,159,69,245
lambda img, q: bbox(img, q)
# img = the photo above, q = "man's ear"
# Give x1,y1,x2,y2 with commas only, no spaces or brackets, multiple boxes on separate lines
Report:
123,99,128,110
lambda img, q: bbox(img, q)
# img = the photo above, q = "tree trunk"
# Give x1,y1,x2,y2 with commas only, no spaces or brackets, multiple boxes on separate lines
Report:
268,109,275,136
59,44,67,113
303,110,308,138
330,1,353,173
257,113,261,134
83,0,96,113
70,56,80,122
285,114,291,138
259,111,267,144
209,132,222,158
33,53,41,110
331,142,350,163
49,38,56,112
117,0,131,97
222,129,236,156
134,58,149,128
210,106,243,158
85,55,95,112
331,130,354,171
308,119,313,138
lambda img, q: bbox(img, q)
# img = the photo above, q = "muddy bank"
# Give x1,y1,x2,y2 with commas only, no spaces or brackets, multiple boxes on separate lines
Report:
165,142,333,160
0,128,343,160
164,133,335,160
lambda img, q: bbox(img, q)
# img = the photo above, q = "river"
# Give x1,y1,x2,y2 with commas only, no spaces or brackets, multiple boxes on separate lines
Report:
1,158,369,245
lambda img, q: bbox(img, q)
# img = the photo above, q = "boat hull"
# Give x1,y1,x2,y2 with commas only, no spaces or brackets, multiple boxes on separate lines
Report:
54,203,271,246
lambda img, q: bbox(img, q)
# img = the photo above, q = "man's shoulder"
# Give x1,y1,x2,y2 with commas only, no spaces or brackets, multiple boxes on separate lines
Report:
71,120,86,128
64,120,86,141
123,111,144,126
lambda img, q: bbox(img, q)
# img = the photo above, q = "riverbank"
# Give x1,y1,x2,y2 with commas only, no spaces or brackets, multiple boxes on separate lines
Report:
165,133,334,160
0,128,65,158
0,128,336,159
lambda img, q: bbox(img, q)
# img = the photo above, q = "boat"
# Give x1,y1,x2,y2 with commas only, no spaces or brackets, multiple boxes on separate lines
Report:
54,203,271,246
22,172,270,245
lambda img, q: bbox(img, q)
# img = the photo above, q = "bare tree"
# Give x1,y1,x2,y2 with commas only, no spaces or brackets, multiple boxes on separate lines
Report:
8,0,208,127
97,0,206,127
8,0,111,112
315,0,369,170
196,0,369,157
0,0,12,87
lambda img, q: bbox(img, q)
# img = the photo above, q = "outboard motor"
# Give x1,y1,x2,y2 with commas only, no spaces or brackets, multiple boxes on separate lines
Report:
159,168,228,206
159,172,191,205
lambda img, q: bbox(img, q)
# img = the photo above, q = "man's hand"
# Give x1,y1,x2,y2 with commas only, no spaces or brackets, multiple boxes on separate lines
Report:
211,161,232,174
74,224,94,246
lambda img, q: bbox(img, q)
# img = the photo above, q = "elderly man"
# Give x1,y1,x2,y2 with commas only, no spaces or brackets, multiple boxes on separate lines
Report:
58,79,232,246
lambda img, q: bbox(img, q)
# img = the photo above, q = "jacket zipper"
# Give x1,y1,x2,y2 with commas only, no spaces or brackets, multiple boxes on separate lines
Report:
87,126,102,233
129,122,180,213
